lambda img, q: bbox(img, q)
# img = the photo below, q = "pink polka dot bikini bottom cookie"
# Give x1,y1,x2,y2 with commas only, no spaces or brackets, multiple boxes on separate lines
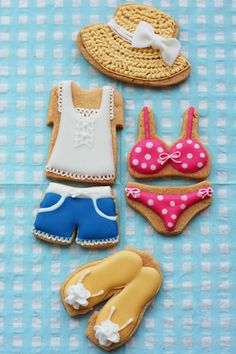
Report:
125,181,213,235
128,106,211,180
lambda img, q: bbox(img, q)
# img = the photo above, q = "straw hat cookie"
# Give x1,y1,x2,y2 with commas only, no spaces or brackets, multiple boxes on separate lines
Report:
78,4,191,87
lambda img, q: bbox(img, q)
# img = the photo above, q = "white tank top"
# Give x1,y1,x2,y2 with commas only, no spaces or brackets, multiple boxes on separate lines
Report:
46,81,115,181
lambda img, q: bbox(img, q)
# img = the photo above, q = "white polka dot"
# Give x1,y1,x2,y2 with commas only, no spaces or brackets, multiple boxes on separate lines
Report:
157,147,164,153
145,154,151,160
135,147,142,153
132,159,139,166
200,152,205,158
197,192,202,197
150,164,156,171
171,214,177,220
180,204,186,210
182,163,188,169
170,201,175,207
181,195,188,201
194,143,200,149
147,199,154,206
146,141,153,149
162,209,168,215
167,222,173,228
197,162,203,168
176,143,183,149
187,153,193,159
141,163,147,169
187,139,192,144
157,195,163,201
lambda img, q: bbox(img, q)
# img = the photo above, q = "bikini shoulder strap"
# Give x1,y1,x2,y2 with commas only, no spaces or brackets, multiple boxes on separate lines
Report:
137,106,157,140
185,107,197,139
143,106,151,139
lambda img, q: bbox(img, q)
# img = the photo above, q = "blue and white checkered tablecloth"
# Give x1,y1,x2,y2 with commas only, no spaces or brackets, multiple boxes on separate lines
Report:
0,0,236,353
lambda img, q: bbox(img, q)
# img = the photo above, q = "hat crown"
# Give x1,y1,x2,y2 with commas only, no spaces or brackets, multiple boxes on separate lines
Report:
114,4,178,38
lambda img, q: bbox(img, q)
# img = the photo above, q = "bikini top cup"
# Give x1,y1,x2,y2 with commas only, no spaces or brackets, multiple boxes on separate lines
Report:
128,106,210,179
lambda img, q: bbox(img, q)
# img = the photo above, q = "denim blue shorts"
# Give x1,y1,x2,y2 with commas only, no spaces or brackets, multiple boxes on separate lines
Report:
33,183,118,247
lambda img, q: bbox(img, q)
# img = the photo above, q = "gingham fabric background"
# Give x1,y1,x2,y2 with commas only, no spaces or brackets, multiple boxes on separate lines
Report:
0,0,235,353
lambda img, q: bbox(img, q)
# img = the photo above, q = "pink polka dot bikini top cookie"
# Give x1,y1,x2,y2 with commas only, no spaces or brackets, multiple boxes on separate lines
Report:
128,106,210,179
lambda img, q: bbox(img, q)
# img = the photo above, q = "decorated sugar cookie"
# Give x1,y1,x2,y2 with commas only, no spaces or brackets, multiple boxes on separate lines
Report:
61,249,162,350
128,106,211,179
46,81,124,184
33,182,119,248
125,181,213,235
78,4,191,87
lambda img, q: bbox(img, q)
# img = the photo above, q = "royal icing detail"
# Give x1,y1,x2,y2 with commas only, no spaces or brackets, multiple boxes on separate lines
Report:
65,282,91,309
46,81,116,181
76,236,119,247
125,186,213,232
94,306,133,347
129,106,208,175
65,269,104,309
74,113,96,149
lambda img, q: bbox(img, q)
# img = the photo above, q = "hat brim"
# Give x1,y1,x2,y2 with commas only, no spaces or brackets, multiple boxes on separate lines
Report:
78,25,191,87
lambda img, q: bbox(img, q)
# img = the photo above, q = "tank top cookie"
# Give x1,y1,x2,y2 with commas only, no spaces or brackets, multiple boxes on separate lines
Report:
46,81,116,182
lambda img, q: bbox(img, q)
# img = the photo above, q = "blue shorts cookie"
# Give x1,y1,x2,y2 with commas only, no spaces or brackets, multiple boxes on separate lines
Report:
33,183,119,248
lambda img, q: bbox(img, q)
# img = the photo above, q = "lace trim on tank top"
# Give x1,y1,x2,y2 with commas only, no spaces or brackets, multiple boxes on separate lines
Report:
45,167,115,182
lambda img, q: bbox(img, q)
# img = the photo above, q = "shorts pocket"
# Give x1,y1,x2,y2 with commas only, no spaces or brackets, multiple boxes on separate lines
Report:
38,193,66,214
92,198,117,221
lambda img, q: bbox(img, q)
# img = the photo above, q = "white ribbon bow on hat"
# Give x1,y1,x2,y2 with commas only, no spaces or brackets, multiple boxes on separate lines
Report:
108,19,181,66
131,21,181,66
